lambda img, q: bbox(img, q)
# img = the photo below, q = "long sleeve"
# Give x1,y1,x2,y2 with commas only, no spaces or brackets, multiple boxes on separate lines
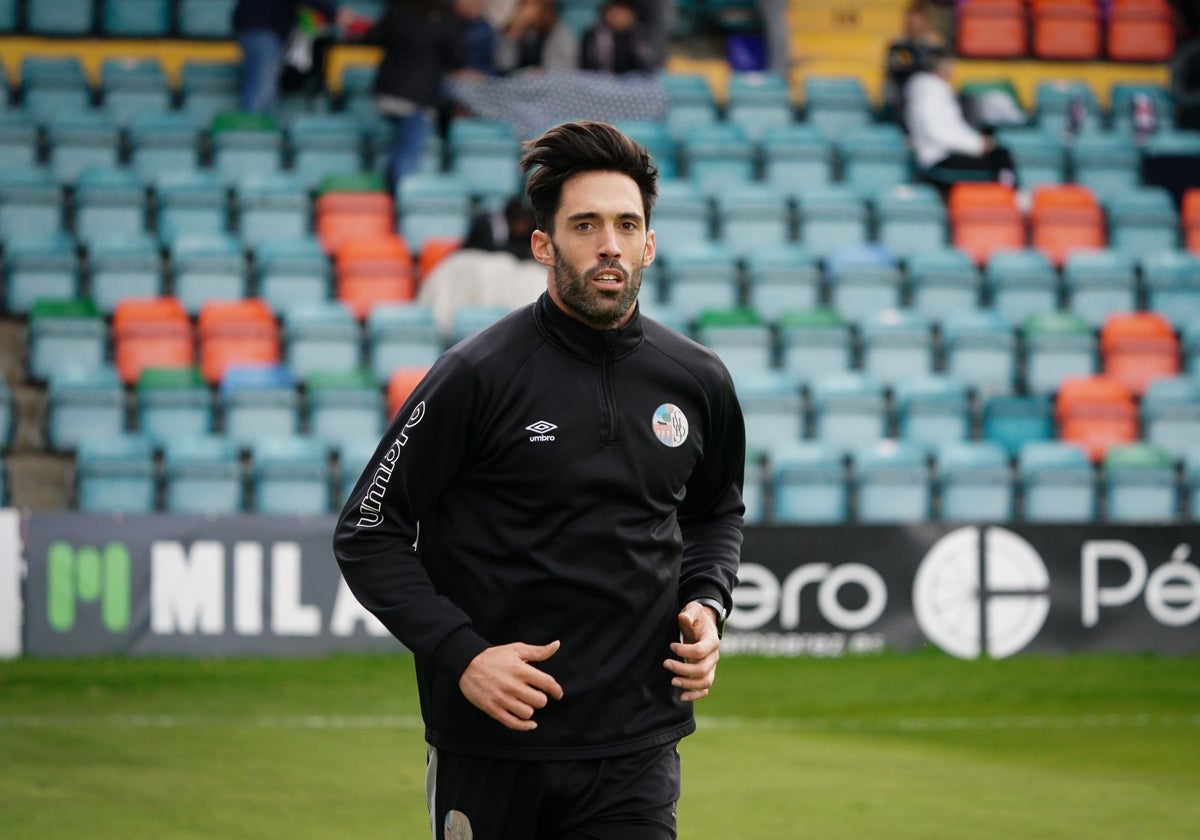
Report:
905,71,987,168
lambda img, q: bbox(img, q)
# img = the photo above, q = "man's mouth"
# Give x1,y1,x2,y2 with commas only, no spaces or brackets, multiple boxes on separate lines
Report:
591,267,626,288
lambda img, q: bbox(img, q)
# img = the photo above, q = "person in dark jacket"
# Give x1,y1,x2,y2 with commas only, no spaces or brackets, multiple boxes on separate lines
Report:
579,0,657,75
232,0,344,111
334,120,744,839
357,0,465,191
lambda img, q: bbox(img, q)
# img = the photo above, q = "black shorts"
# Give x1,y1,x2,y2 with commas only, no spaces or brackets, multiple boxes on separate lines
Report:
426,742,681,840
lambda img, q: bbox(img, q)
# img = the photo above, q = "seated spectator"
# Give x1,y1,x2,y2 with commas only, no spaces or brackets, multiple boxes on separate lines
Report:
883,1,944,122
904,46,1017,193
495,0,579,74
463,195,536,260
580,0,657,75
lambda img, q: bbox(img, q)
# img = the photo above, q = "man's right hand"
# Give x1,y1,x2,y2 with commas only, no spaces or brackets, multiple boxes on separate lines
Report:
458,641,564,731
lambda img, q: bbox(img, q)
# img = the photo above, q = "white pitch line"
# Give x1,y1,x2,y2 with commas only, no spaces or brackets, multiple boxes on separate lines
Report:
0,713,1197,733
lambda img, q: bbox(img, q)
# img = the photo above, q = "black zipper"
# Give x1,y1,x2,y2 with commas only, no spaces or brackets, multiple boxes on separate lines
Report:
601,331,618,445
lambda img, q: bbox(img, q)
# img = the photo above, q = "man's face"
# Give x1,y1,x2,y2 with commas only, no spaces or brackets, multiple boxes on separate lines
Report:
533,170,655,330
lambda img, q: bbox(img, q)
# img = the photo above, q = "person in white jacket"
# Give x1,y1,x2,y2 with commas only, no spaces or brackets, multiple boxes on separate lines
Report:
904,46,1016,192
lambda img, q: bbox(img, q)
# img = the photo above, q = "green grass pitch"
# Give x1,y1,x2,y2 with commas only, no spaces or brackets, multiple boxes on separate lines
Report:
1,651,1197,838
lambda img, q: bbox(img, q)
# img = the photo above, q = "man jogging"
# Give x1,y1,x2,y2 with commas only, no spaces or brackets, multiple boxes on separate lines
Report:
334,120,745,839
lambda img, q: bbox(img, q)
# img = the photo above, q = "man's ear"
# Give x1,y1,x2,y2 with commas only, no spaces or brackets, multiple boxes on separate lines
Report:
531,229,555,267
642,228,656,269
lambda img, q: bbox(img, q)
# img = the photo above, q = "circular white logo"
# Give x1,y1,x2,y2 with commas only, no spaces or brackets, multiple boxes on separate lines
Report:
913,526,1051,659
652,403,688,447
444,810,472,840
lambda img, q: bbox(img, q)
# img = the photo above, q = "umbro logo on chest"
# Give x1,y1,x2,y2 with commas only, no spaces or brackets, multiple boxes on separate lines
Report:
526,420,557,442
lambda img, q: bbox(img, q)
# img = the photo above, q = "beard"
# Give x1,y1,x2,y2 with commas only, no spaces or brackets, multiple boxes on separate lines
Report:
551,247,643,329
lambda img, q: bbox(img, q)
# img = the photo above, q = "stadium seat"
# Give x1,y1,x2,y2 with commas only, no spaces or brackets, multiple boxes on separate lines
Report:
128,112,202,186
744,245,821,314
875,185,948,261
306,368,385,453
0,169,63,247
112,297,195,385
1110,82,1175,135
161,433,244,514
136,366,215,442
1017,440,1097,521
336,436,379,504
169,233,250,315
46,366,127,452
742,452,765,524
27,298,107,382
1183,188,1200,255
984,248,1060,326
73,167,149,247
1142,250,1200,329
796,188,869,259
46,114,121,186
287,114,365,190
758,123,834,186
256,238,333,319
614,120,678,179
219,363,300,446
75,434,157,513
155,174,230,244
661,72,720,136
211,111,286,185
836,125,913,193
334,234,417,319
178,60,240,126
316,189,396,254
714,183,793,253
809,372,889,446
734,369,805,453
858,309,936,383
1034,79,1102,137
680,121,756,196
905,247,981,321
1103,442,1179,522
935,440,1015,521
948,182,1025,266
1022,310,1097,396
235,176,311,248
198,299,281,385
396,172,474,253
694,308,774,381
776,307,853,381
1141,375,1200,461
941,308,1019,397
386,366,430,418
852,440,932,523
982,393,1054,455
1065,247,1137,328
449,305,511,346
1105,187,1179,258
1106,0,1176,62
19,56,91,117
102,0,172,36
250,435,333,515
1099,310,1179,397
994,128,1067,186
726,71,794,140
1029,184,1105,268
1184,447,1200,518
956,0,1028,58
1055,375,1138,462
650,180,713,249
283,301,363,378
365,303,442,383
1030,0,1102,61
893,375,972,449
768,440,848,524
802,76,873,137
29,0,95,34
658,242,741,320
447,118,521,202
0,113,39,172
1069,134,1141,199
823,243,901,320
98,56,172,124
4,234,80,316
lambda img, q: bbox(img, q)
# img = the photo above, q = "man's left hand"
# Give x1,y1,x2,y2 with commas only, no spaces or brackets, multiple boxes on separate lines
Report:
664,601,721,702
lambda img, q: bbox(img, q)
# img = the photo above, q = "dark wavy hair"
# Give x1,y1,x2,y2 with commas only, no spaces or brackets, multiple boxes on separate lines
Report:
519,121,659,234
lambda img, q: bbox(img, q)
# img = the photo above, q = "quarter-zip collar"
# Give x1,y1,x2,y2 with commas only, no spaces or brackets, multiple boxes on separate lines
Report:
533,292,645,364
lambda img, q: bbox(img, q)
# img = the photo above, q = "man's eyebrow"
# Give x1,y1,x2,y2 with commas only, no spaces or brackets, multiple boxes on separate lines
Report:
564,210,644,224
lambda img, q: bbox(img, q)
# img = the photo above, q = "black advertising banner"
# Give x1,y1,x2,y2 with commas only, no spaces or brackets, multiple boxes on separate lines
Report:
23,513,397,657
20,514,1200,658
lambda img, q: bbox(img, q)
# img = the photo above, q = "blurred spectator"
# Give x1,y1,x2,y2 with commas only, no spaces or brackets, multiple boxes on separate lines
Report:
495,0,579,75
456,0,499,76
463,195,536,260
232,0,348,111
883,1,944,122
357,0,465,191
631,0,676,69
905,47,1017,191
580,0,657,75
758,0,792,77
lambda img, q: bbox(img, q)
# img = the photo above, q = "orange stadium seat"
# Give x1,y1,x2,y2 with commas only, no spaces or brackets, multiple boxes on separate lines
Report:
1030,184,1105,268
1107,0,1176,62
334,233,416,319
1183,188,1200,254
1055,375,1138,462
315,190,396,253
387,366,430,418
949,182,1026,266
956,0,1028,58
1100,311,1180,396
112,297,195,385
197,298,280,384
417,236,463,282
1030,0,1102,60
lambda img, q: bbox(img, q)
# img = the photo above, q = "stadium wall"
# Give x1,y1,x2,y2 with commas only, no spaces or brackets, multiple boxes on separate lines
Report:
6,512,1199,660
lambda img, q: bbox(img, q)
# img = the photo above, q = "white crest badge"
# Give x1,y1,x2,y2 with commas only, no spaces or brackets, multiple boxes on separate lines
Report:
652,403,688,448
444,810,473,840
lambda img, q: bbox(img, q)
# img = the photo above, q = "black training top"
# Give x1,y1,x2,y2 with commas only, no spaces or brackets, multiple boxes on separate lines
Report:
334,292,745,760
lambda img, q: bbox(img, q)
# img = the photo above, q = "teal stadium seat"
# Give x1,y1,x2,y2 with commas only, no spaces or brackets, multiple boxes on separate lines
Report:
905,246,981,319
809,371,889,446
1069,133,1140,198
447,118,521,202
1140,376,1200,461
450,305,511,345
366,303,443,383
1034,80,1102,137
1022,310,1097,395
744,244,821,314
288,114,366,189
858,308,936,383
769,441,849,524
796,187,869,260
940,308,1018,397
283,302,363,379
734,369,805,453
87,234,165,314
648,179,713,250
20,56,92,119
250,435,333,516
935,440,1015,521
211,112,286,185
256,238,333,320
726,71,794,140
397,172,475,252
994,127,1067,185
823,242,900,319
875,184,948,260
802,76,873,137
75,434,157,513
102,0,172,36
162,434,245,514
235,175,311,247
893,375,972,449
99,57,172,126
0,168,64,242
46,113,120,185
169,232,249,315
658,241,740,320
1103,187,1180,257
0,113,40,171
28,0,95,35
5,233,80,316
1142,250,1200,329
660,72,719,136
982,393,1054,455
1018,440,1097,521
852,440,931,523
715,182,794,253
27,298,107,382
1103,443,1179,522
1061,249,1138,329
837,124,913,192
693,307,774,380
613,120,678,179
46,365,127,452
136,366,215,443
178,61,240,127
759,123,834,186
128,112,203,186
178,0,236,38
306,369,385,453
984,248,1061,325
73,167,149,247
777,307,853,381
680,121,756,195
220,364,301,447
155,173,230,243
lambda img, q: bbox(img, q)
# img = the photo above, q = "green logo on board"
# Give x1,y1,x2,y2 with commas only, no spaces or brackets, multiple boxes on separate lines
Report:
46,541,131,634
